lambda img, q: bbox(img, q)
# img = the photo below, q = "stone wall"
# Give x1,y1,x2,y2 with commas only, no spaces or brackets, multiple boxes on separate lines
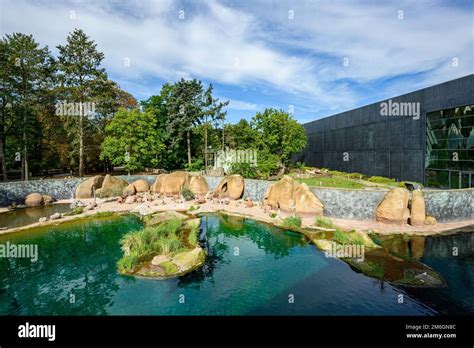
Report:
0,178,83,206
1,175,472,222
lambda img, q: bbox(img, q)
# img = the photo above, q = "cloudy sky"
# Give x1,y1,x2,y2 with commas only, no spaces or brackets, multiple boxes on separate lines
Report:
1,0,473,124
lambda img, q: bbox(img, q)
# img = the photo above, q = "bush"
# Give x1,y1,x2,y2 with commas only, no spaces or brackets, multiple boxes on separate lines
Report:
315,217,335,228
347,172,364,180
282,216,302,229
181,188,195,201
270,212,277,218
334,229,350,245
184,159,204,171
294,161,305,170
188,205,199,211
66,206,84,216
367,176,397,185
229,162,259,179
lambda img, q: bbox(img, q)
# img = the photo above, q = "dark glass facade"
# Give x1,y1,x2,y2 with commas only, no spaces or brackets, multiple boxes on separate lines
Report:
425,104,474,188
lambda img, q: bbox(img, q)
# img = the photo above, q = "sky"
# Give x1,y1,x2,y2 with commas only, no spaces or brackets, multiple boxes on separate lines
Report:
1,0,473,124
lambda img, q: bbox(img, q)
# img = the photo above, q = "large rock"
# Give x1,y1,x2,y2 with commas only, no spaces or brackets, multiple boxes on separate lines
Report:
376,188,409,224
160,171,190,196
25,193,43,207
188,175,209,196
42,195,54,205
151,174,166,193
123,183,136,197
75,175,104,199
410,189,426,226
101,174,128,191
171,247,206,272
214,175,244,200
264,176,323,216
133,179,150,193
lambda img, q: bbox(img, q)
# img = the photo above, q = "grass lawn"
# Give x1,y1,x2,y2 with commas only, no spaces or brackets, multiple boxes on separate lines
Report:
295,177,365,189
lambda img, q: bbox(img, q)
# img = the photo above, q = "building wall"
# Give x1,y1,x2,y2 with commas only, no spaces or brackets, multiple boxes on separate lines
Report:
299,75,474,183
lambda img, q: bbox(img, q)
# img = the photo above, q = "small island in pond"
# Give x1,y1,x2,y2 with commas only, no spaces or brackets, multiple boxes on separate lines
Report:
117,211,206,279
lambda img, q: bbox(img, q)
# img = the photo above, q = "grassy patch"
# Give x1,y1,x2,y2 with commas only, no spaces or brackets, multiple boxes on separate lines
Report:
295,177,364,189
188,205,199,211
65,206,84,216
119,218,186,272
159,260,179,274
367,176,397,185
334,229,350,245
282,216,302,229
314,217,335,228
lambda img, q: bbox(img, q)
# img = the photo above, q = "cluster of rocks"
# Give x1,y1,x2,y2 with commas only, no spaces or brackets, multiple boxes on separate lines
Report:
376,187,437,225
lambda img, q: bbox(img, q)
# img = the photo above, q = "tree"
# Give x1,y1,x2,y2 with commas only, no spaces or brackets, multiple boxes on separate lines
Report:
1,33,54,181
100,108,164,173
57,29,107,176
250,108,307,175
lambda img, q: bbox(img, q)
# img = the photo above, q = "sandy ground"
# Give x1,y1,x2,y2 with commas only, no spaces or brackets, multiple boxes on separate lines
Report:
1,195,472,237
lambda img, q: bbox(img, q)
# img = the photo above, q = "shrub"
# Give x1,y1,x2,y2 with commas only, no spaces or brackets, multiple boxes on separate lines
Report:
282,216,302,229
315,217,335,228
181,188,195,201
294,161,305,170
347,172,364,180
67,206,84,216
334,229,350,245
367,176,397,184
229,162,259,179
270,212,277,218
188,205,199,211
184,159,204,171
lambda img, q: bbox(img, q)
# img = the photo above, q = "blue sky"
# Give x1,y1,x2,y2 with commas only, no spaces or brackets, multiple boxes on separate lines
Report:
1,0,473,124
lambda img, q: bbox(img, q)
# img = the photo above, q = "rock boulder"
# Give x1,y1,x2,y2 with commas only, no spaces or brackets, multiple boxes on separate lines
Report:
133,179,150,193
376,188,409,224
410,189,426,226
188,175,209,196
214,175,244,200
75,175,104,199
25,193,43,207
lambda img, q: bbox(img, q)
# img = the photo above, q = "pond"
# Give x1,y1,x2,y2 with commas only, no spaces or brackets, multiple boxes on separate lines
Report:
0,204,71,229
0,213,472,315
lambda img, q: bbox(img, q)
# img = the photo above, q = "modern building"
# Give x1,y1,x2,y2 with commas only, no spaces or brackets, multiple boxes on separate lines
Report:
299,74,474,188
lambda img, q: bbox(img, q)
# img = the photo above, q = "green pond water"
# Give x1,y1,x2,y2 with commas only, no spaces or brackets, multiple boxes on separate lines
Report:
0,204,71,229
0,213,472,315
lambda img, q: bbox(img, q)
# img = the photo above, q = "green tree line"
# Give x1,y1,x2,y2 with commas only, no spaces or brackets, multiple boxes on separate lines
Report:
1,29,307,181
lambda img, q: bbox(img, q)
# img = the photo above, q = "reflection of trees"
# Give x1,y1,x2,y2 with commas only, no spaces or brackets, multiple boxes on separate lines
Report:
0,215,141,315
220,216,308,259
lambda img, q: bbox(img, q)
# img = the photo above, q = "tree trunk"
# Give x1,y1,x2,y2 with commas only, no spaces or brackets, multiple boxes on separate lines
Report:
187,129,192,165
0,136,7,181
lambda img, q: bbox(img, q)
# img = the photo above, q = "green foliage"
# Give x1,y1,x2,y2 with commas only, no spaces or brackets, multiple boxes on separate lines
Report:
334,229,350,245
251,108,307,171
270,212,277,218
119,218,185,270
294,161,305,169
295,177,364,189
367,176,397,184
315,217,335,228
187,228,198,247
282,216,302,229
188,205,199,211
181,187,195,201
347,172,364,180
229,162,259,179
159,260,179,274
184,158,204,171
66,206,84,216
100,108,164,173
